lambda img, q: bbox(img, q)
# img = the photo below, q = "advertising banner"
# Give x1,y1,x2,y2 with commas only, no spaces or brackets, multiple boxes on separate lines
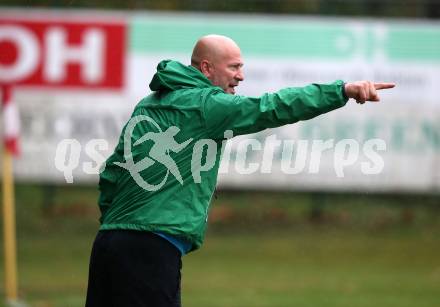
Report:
1,10,439,192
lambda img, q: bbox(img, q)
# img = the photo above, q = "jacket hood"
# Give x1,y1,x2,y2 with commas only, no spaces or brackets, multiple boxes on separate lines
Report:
149,60,213,92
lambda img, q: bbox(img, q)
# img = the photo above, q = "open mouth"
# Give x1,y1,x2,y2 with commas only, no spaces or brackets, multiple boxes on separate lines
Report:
228,84,237,94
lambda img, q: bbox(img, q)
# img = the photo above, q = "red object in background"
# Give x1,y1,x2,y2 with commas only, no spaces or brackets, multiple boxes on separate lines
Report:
1,85,20,156
0,18,126,90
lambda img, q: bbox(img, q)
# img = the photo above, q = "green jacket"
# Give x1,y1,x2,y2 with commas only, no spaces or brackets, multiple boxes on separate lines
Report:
98,60,348,252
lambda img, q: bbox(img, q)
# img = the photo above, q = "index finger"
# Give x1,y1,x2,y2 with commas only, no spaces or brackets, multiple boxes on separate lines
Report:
374,83,396,90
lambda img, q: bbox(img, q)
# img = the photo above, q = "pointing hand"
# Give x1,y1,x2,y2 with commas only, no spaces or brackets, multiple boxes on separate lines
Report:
344,81,395,104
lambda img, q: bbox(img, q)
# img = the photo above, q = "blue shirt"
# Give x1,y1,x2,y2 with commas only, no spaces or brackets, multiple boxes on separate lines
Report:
154,232,192,255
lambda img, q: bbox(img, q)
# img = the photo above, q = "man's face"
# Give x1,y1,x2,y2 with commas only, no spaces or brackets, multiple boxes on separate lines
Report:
209,48,244,95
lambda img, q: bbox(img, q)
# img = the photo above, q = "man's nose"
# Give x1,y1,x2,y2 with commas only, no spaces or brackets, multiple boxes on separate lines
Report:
236,68,244,81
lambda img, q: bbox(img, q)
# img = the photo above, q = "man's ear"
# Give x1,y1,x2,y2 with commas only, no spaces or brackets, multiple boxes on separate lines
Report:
200,60,212,78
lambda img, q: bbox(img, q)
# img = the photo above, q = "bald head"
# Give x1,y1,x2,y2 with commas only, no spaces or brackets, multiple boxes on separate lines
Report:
191,35,244,94
191,35,240,67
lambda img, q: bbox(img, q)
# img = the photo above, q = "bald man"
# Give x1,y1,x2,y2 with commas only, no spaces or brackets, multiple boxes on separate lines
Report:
85,35,394,307
191,34,244,94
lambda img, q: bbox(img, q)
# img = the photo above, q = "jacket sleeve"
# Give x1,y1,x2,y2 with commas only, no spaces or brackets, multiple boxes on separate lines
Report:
202,80,349,139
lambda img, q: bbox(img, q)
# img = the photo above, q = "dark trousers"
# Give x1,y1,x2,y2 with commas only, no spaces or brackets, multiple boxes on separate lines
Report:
85,230,182,307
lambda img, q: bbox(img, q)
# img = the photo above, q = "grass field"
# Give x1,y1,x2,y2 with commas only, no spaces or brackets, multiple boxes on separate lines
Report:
0,184,439,307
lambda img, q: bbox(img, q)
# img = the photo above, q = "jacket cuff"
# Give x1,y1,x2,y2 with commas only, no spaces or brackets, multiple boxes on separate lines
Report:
341,82,349,100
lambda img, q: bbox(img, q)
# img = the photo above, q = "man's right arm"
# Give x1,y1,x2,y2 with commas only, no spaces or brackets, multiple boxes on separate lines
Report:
202,80,348,139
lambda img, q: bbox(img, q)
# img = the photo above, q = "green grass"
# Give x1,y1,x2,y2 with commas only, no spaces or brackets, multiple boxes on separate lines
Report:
1,227,439,307
184,229,440,307
0,184,439,306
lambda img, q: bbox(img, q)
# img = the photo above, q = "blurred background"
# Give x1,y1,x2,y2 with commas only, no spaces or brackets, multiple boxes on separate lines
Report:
0,1,439,306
